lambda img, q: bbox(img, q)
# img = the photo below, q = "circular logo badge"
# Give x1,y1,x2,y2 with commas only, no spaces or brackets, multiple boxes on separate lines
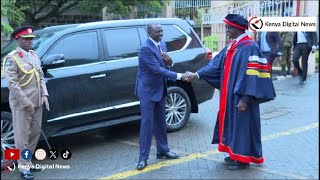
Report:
61,149,72,160
48,149,58,160
248,16,264,31
35,149,47,160
21,149,32,160
4,161,16,173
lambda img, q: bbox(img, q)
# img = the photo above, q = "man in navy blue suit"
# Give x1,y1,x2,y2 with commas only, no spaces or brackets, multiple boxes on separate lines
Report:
135,23,189,170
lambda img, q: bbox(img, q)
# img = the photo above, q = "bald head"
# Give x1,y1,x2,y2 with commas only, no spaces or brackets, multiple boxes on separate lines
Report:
147,23,163,42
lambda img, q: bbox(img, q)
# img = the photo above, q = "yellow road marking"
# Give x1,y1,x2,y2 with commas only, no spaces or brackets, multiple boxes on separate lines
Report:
101,122,318,179
100,150,219,180
262,122,318,141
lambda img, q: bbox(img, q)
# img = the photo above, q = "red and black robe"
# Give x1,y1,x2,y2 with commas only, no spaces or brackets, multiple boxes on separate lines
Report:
197,35,275,164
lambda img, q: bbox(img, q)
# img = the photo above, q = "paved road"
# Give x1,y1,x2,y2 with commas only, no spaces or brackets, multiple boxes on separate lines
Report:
1,73,319,179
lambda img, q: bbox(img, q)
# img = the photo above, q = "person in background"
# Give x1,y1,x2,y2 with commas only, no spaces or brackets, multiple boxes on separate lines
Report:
257,31,283,74
280,31,294,76
292,31,318,85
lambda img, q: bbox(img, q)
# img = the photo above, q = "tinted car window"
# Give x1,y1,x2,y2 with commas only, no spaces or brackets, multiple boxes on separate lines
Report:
104,28,140,60
162,25,188,52
48,31,99,67
1,25,77,63
138,27,148,44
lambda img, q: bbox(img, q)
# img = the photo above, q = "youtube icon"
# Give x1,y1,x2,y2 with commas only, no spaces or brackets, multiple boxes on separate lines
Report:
4,149,20,160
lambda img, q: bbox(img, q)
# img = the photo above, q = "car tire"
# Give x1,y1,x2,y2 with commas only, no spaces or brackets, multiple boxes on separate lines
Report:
165,86,191,132
1,112,15,170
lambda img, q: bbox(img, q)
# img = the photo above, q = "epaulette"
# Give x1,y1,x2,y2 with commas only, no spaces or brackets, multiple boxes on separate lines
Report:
30,50,36,54
7,50,17,56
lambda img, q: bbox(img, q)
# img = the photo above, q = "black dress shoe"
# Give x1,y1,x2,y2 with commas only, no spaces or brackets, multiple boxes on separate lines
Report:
30,166,42,172
21,170,34,180
227,161,249,170
137,160,147,170
157,151,179,159
224,156,236,165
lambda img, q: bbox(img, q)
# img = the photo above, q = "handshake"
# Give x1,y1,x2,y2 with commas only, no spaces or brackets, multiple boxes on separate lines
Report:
181,71,198,82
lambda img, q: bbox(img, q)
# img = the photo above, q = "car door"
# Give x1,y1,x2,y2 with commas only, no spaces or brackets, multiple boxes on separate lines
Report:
101,27,141,118
43,30,113,126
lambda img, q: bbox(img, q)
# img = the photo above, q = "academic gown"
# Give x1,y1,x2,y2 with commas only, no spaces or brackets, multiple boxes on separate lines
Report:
197,36,276,164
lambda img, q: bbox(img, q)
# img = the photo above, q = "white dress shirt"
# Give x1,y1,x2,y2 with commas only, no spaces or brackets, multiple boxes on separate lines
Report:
260,32,271,52
297,32,307,43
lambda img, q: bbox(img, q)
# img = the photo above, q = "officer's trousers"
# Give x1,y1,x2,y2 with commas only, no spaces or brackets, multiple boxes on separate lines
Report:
12,107,42,172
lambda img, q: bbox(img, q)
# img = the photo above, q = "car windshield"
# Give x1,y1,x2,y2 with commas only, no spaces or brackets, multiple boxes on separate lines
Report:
1,24,78,64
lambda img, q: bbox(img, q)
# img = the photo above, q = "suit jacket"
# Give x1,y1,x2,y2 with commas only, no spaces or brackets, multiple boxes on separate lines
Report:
258,32,283,55
135,39,177,102
293,32,318,48
5,47,48,110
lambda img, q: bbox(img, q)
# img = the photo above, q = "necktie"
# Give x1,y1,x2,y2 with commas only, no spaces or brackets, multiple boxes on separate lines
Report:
158,45,163,53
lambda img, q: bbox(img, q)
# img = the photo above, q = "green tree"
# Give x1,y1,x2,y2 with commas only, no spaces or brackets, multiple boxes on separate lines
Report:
1,0,26,36
203,35,218,52
13,0,164,28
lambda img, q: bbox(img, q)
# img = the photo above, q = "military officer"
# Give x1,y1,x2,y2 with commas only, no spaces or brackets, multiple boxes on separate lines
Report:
3,26,50,180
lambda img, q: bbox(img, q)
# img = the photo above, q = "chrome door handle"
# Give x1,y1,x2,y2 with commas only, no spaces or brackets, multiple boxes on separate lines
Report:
90,74,107,79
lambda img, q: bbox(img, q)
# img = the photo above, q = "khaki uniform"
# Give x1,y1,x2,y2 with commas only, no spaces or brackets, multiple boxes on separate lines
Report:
4,47,48,171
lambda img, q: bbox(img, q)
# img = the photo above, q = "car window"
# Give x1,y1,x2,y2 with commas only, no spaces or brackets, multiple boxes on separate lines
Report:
47,31,99,67
138,25,188,52
1,25,76,61
162,25,188,52
103,28,140,60
138,27,148,44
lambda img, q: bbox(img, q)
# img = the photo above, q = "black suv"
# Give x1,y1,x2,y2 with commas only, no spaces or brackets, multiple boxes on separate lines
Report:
1,18,214,164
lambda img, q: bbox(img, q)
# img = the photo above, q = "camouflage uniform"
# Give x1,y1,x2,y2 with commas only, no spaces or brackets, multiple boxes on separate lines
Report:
280,32,294,75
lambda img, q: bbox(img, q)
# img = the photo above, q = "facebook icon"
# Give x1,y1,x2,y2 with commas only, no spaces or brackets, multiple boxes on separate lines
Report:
21,149,32,160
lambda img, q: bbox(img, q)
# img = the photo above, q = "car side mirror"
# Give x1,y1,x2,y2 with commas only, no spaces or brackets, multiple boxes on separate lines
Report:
42,54,65,70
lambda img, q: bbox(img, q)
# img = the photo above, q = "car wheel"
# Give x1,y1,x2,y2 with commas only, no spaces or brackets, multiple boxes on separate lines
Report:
165,86,191,132
1,112,15,169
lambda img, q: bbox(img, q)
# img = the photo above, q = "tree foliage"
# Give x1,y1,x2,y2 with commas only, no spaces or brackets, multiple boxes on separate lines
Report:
9,0,164,28
78,0,163,18
1,0,26,36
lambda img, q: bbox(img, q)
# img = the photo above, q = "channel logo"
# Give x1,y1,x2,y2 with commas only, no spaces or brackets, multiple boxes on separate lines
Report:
248,16,263,31
4,149,20,160
4,161,16,173
21,149,32,160
35,149,47,160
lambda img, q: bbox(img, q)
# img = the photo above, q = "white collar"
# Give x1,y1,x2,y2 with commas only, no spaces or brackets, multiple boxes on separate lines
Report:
149,37,160,47
17,47,30,56
234,33,247,43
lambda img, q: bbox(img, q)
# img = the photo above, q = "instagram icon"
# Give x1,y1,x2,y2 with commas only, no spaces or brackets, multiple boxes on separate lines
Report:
35,149,47,160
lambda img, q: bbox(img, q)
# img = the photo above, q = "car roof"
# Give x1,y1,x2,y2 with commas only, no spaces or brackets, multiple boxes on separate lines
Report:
34,18,194,57
34,24,79,34
44,18,189,32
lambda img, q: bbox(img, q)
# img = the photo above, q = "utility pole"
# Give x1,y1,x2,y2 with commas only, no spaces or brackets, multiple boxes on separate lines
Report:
201,12,204,43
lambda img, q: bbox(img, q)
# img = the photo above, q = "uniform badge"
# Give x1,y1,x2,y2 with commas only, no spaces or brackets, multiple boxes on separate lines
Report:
18,51,23,58
5,60,13,66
